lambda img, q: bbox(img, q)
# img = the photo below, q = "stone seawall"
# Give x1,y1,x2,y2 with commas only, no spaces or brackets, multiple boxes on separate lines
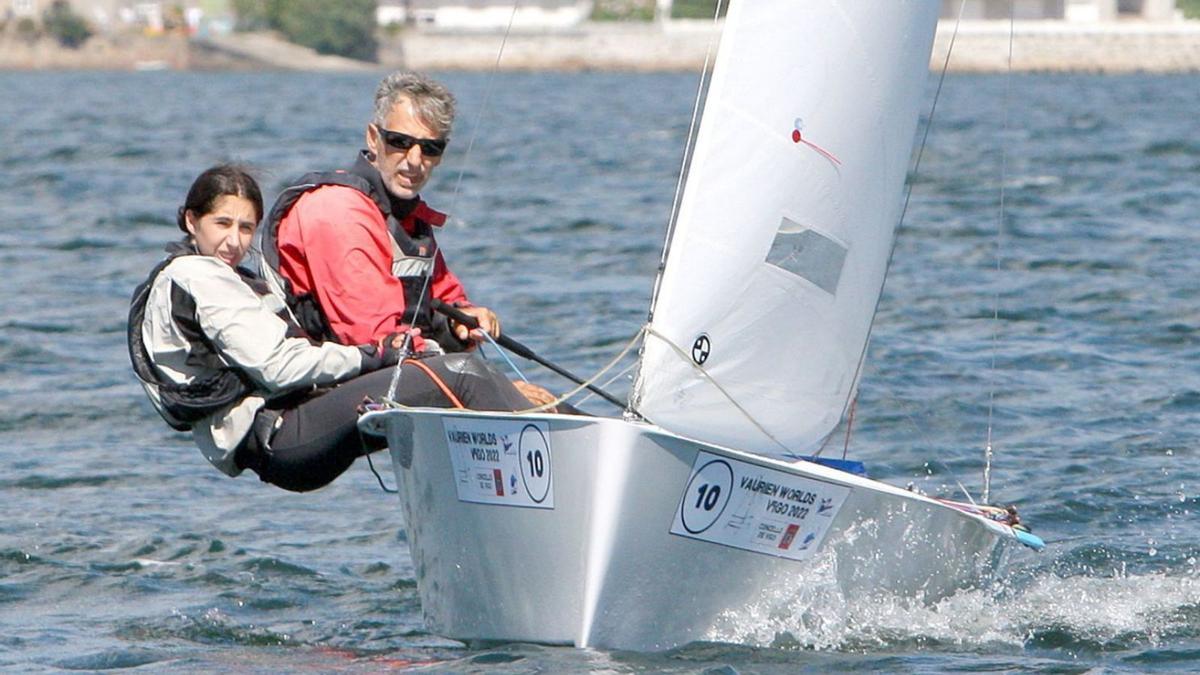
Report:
389,20,1200,73
0,33,189,71
380,22,719,71
931,21,1200,73
3,21,1199,72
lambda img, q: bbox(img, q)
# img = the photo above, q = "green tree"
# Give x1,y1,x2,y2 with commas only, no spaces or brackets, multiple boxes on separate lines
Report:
42,0,92,49
231,0,283,31
15,17,40,44
1180,0,1200,19
671,0,728,19
591,0,654,21
272,0,378,62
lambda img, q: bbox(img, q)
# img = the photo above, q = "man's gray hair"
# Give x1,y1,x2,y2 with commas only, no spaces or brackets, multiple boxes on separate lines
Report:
373,72,456,139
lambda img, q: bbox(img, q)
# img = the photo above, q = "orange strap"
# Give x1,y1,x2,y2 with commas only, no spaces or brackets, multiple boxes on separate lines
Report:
403,358,465,409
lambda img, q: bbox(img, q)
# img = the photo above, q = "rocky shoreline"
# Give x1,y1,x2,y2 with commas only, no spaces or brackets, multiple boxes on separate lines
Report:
2,21,1199,73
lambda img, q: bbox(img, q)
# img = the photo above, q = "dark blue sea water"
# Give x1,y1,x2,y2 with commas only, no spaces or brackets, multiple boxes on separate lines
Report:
1,69,1198,672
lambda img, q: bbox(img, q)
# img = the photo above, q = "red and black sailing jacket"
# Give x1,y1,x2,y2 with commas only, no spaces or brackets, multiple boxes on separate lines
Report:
258,151,471,353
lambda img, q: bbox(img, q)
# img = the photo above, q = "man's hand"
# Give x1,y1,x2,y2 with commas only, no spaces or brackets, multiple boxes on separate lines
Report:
512,380,556,407
452,305,500,344
359,328,420,372
386,329,418,350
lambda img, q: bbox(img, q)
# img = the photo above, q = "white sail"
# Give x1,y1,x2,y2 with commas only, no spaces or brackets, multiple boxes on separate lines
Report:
633,1,940,457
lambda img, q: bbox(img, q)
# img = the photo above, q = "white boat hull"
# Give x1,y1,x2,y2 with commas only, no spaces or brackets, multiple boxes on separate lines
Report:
359,408,1013,651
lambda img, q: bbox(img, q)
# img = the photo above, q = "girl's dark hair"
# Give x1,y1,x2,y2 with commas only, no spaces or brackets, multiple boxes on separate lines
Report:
176,164,264,233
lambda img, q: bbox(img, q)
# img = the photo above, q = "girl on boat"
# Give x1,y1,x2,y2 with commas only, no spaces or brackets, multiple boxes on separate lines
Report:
129,164,532,492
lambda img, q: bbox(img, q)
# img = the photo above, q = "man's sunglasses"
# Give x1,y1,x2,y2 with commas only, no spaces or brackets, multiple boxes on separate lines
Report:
375,125,448,157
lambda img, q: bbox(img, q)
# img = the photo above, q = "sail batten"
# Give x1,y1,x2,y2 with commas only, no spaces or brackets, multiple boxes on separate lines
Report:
632,1,940,457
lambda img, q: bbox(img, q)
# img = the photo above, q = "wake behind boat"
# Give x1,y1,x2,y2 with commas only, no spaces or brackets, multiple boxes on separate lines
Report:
360,0,1043,651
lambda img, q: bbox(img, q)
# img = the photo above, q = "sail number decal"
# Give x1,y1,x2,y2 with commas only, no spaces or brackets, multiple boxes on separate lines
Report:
679,458,733,533
670,451,850,561
443,417,554,509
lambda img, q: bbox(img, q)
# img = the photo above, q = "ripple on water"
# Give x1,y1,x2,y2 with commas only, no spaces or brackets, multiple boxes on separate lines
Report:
5,474,123,490
238,557,320,578
1144,140,1200,157
52,649,168,671
1,70,1199,672
95,211,172,229
115,608,299,647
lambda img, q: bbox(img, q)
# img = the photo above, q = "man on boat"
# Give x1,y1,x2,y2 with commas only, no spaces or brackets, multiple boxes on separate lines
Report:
258,71,552,404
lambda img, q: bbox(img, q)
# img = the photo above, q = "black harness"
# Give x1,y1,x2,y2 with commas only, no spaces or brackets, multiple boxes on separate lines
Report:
127,242,257,431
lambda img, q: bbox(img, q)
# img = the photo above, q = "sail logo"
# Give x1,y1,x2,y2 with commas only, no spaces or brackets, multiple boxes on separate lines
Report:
778,523,800,550
691,334,711,365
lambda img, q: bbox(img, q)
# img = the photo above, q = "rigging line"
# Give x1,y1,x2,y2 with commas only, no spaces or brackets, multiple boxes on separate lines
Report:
481,331,528,382
826,1,968,469
832,1,968,458
631,0,724,413
642,0,725,328
385,3,519,404
448,2,520,212
512,327,645,414
357,426,399,493
574,358,638,406
841,395,857,460
933,460,978,506
813,393,858,460
365,451,398,494
641,326,792,456
892,394,980,505
984,2,1016,505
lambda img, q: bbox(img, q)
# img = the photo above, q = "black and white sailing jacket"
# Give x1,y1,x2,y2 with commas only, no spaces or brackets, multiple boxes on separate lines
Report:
131,245,368,476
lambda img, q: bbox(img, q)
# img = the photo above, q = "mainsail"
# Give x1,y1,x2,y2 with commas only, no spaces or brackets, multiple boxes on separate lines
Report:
632,1,940,457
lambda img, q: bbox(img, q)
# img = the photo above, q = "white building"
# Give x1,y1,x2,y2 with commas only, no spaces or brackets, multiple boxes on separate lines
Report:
941,0,1179,21
637,1,1180,23
2,1,155,29
2,1,233,34
378,0,593,31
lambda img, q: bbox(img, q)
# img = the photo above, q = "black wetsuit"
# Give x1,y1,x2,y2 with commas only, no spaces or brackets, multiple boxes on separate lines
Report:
236,353,530,492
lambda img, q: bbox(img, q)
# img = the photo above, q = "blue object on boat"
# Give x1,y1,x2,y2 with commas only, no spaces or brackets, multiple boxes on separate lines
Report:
802,456,867,476
1014,529,1046,551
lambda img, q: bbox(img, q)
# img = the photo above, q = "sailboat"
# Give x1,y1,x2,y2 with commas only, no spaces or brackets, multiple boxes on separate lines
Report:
359,0,1042,651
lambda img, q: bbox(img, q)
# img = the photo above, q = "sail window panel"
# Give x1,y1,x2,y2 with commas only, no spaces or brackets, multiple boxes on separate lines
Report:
766,219,846,295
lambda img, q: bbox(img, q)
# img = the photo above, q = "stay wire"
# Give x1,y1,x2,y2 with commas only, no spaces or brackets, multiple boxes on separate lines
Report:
644,0,725,327
375,5,520,492
574,358,638,406
511,328,645,414
382,2,519,405
984,3,1016,505
817,2,966,461
481,331,528,382
631,0,725,415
